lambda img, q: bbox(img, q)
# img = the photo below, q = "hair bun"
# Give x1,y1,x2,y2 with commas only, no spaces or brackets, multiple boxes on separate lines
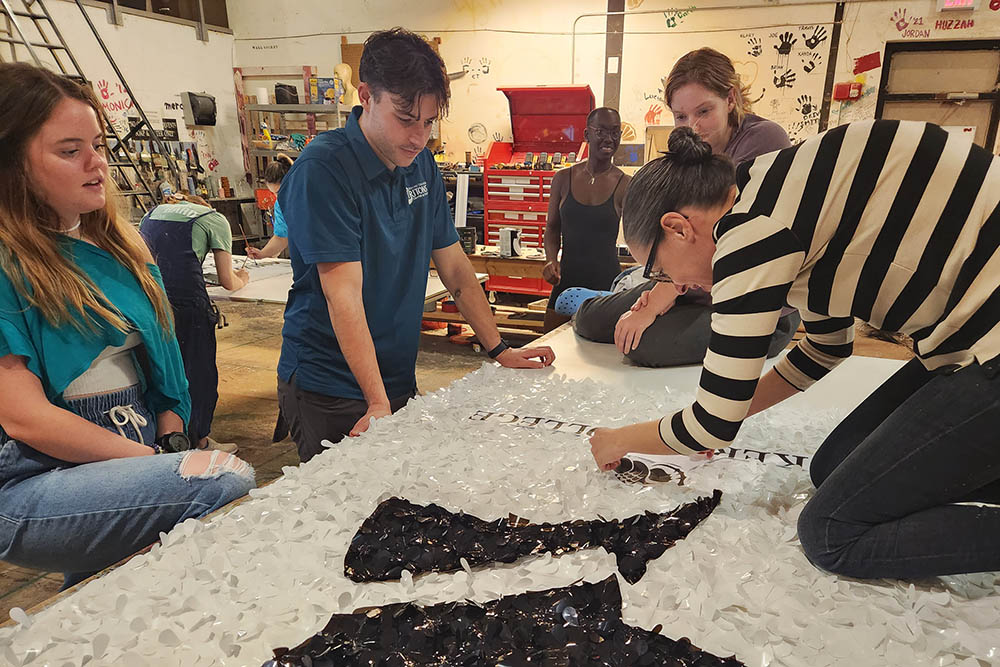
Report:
667,126,713,164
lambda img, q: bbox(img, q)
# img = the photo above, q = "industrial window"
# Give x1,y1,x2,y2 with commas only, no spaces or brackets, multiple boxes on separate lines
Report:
87,0,229,30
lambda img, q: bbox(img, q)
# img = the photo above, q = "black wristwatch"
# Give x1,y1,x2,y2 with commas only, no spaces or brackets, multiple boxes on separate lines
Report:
154,431,192,454
487,339,510,359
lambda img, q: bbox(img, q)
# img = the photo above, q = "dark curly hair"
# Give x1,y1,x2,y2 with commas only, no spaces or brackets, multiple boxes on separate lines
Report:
359,28,450,116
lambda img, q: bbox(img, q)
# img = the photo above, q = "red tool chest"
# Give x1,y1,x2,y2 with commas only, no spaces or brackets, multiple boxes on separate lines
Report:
483,85,594,296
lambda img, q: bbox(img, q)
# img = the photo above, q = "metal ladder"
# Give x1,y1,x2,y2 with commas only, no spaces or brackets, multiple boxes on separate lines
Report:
0,0,181,216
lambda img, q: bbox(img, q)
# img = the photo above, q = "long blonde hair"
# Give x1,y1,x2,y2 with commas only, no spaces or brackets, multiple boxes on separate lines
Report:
0,62,172,334
665,48,753,129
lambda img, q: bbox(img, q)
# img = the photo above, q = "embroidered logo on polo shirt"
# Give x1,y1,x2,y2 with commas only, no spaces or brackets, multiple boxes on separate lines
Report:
406,181,429,205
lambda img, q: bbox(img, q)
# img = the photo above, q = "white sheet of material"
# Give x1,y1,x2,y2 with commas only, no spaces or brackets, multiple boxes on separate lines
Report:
2,358,998,666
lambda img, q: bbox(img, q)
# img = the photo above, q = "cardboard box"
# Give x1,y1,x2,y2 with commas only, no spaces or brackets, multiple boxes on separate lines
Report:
308,77,343,105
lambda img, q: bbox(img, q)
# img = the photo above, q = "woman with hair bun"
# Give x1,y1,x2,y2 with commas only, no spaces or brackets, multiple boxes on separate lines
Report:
248,153,294,259
591,120,1000,581
573,47,797,367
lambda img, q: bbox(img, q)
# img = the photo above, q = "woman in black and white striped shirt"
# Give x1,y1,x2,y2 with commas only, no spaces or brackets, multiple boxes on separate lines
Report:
590,121,1000,580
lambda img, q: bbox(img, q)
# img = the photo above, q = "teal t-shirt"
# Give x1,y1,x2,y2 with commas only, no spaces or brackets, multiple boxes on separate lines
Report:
0,238,191,424
272,199,287,238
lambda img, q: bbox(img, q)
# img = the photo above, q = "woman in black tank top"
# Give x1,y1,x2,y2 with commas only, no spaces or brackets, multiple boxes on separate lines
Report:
543,108,631,331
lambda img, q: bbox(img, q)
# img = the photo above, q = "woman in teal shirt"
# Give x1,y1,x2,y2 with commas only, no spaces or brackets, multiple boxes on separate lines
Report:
0,63,255,588
247,153,293,259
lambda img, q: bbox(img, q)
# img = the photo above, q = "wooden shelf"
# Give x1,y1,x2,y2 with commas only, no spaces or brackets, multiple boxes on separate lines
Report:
246,103,351,114
422,308,545,333
250,148,302,158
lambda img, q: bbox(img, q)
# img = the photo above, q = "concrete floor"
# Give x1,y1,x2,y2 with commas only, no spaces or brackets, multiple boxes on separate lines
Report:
0,303,912,622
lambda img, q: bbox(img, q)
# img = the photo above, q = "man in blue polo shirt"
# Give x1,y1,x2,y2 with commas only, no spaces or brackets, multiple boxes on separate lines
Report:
277,28,555,462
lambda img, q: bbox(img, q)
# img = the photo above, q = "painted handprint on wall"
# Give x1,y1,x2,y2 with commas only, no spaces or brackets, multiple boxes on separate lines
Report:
461,57,492,80
774,69,797,89
663,6,693,29
774,32,797,56
803,26,828,49
644,103,663,125
796,95,815,116
891,8,909,32
802,53,823,73
747,36,762,57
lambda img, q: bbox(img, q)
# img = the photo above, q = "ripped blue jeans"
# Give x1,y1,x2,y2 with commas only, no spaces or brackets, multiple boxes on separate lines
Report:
0,385,255,588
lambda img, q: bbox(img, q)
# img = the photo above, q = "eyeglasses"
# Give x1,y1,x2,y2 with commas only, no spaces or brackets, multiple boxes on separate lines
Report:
642,232,672,283
587,126,622,140
641,214,689,283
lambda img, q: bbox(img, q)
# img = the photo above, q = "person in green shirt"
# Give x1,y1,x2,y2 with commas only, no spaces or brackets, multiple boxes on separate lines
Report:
140,193,249,453
0,62,255,589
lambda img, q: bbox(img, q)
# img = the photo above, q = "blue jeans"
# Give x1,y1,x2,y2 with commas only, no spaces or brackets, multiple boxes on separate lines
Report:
0,385,255,587
798,357,1000,579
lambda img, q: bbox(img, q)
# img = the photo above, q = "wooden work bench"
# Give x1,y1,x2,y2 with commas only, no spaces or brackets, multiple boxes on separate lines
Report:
425,246,638,338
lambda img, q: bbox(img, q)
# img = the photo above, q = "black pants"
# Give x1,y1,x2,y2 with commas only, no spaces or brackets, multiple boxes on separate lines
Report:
797,357,1000,579
277,374,416,463
173,301,219,441
574,281,800,366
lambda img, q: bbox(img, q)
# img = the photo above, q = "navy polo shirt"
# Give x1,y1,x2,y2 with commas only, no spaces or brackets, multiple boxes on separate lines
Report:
277,107,459,400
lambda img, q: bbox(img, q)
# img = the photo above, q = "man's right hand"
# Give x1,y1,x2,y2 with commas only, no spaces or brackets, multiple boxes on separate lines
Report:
349,402,391,436
246,246,263,259
542,260,561,285
234,268,250,288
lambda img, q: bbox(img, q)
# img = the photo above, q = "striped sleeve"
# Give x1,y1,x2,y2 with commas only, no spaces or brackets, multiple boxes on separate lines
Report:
773,312,854,391
659,216,804,455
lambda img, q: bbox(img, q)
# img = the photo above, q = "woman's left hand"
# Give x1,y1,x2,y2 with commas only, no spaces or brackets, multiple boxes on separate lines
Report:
590,420,683,471
590,427,627,471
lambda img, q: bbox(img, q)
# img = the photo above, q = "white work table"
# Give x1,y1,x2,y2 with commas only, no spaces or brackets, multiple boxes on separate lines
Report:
535,323,907,415
202,256,485,307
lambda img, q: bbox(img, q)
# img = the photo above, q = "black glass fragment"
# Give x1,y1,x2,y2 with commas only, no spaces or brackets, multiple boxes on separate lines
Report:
264,575,745,667
344,490,722,585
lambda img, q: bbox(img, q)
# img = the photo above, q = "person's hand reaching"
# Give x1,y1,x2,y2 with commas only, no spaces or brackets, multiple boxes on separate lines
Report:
349,402,391,436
